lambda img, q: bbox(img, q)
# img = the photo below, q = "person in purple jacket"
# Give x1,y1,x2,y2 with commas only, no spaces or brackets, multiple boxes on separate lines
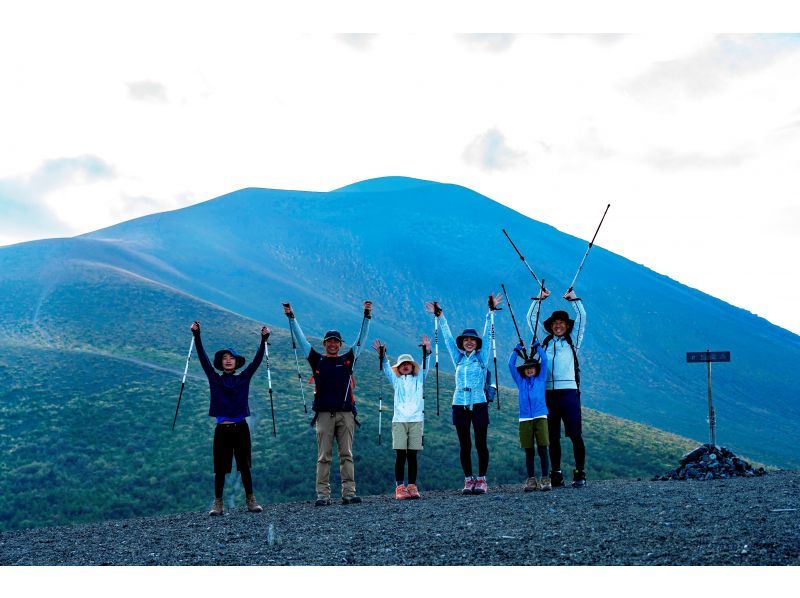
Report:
191,321,269,516
509,342,551,492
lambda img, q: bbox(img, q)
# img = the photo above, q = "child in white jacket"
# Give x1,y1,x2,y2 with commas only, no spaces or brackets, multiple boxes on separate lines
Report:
373,336,431,499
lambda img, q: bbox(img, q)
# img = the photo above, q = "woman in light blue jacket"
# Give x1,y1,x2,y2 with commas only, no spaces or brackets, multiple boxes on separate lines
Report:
426,294,502,495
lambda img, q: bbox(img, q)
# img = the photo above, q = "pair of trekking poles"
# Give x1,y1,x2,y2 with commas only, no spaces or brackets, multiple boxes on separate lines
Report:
170,334,279,436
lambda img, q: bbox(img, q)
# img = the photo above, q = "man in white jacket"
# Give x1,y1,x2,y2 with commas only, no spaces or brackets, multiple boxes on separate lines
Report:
527,288,587,488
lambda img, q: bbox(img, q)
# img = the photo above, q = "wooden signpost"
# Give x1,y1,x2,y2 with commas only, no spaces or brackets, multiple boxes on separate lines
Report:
686,350,731,446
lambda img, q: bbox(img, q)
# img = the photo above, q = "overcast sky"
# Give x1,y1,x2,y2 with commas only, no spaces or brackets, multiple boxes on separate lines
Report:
1,5,799,334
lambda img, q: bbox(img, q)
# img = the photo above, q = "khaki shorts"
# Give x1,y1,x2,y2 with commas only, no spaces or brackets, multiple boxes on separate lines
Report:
392,421,424,451
519,418,549,449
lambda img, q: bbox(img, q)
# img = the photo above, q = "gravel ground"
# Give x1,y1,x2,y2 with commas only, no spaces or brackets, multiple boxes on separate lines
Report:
2,471,798,565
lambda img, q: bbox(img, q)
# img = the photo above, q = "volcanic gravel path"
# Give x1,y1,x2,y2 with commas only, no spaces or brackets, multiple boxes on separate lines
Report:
2,472,798,565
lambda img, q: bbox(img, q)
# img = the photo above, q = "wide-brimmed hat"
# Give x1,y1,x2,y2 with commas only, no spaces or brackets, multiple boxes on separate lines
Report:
516,358,541,377
543,310,574,335
214,347,246,371
391,354,421,376
323,330,343,343
456,328,482,351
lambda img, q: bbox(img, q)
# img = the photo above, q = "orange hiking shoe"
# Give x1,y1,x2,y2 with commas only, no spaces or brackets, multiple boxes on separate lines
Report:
395,485,410,500
473,478,488,494
406,484,421,499
539,477,552,491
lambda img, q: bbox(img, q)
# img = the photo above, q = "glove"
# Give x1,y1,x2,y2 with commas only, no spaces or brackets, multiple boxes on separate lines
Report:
433,302,442,317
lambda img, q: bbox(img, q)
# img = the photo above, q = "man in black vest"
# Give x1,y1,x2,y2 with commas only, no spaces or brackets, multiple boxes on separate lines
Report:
283,301,372,506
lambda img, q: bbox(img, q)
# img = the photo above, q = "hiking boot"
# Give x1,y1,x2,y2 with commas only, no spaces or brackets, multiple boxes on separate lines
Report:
462,477,476,495
572,469,587,488
550,470,566,488
539,476,552,491
314,497,332,507
406,484,421,499
524,477,540,492
395,485,410,500
341,495,362,505
208,498,224,516
246,494,263,513
473,478,488,494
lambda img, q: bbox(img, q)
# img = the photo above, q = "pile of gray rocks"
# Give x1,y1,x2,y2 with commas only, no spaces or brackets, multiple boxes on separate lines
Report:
654,444,766,481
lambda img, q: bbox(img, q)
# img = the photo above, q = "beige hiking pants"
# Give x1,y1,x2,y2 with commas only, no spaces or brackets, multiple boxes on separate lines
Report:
315,411,356,499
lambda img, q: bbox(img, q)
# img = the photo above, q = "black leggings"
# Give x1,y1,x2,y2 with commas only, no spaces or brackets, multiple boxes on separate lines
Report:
215,468,254,499
550,435,586,472
395,450,418,484
525,446,550,478
455,424,489,477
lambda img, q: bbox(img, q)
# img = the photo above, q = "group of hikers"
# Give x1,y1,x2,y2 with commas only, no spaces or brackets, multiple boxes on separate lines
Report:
190,289,588,516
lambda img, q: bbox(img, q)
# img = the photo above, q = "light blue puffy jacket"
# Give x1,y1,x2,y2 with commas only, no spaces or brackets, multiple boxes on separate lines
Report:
438,312,493,409
526,298,586,390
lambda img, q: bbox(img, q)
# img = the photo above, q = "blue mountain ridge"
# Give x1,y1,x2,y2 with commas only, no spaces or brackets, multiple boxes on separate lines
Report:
1,176,798,467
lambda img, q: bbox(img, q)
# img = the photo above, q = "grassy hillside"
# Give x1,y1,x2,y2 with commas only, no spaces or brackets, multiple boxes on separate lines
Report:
0,265,702,531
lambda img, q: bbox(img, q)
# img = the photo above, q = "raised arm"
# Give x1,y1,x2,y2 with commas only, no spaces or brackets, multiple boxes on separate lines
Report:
526,287,549,340
283,303,313,358
566,291,586,349
437,313,460,365
350,301,373,360
190,322,217,380
240,327,269,379
534,342,548,381
480,311,493,366
507,345,524,385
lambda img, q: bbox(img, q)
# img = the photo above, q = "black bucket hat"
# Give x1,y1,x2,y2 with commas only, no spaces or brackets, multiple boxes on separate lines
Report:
456,328,482,351
214,347,246,371
516,358,541,377
323,330,343,343
543,310,574,335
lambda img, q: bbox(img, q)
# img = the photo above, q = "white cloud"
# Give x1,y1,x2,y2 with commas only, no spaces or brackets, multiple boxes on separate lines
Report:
335,34,378,51
462,128,527,172
127,80,168,103
458,34,516,52
622,34,800,102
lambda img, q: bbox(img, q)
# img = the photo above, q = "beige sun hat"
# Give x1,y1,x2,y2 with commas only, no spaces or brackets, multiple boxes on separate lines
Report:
391,353,421,376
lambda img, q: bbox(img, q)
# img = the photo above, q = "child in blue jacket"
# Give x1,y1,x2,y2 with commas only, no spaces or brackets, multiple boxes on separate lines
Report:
509,342,551,491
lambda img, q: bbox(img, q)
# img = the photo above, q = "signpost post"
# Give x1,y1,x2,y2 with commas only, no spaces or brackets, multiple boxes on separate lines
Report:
686,350,730,446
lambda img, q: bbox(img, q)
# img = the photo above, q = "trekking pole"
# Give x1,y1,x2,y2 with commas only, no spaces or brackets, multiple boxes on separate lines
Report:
566,203,610,294
286,318,308,414
502,229,546,291
489,300,501,411
378,345,385,446
433,305,440,416
171,336,195,431
531,278,545,347
501,283,528,361
264,337,277,437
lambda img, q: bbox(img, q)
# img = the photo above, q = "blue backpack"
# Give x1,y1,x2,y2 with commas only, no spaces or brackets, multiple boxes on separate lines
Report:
484,366,496,403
